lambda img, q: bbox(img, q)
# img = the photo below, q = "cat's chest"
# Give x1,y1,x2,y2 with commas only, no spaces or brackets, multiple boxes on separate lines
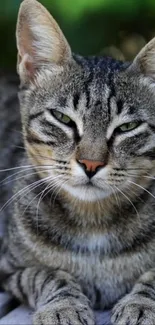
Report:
30,238,147,307
27,230,147,281
13,223,155,307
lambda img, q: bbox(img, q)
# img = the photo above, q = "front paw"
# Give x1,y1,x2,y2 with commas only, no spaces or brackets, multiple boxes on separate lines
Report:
111,294,155,325
33,299,95,325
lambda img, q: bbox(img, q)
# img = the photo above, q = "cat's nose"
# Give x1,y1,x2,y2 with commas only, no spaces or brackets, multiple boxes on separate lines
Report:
77,159,105,178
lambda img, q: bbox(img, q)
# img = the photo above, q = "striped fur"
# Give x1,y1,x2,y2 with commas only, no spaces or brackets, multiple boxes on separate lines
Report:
1,1,155,324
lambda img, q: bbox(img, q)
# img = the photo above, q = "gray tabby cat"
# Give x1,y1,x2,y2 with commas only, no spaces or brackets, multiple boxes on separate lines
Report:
1,0,155,324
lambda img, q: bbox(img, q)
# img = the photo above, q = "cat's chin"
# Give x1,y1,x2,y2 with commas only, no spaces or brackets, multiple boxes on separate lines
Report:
62,183,112,202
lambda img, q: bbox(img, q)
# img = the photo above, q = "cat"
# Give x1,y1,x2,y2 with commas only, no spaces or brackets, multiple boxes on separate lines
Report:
1,0,155,324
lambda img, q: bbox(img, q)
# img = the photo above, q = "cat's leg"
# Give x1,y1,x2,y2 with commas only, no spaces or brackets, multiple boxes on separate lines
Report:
111,269,155,325
3,267,95,325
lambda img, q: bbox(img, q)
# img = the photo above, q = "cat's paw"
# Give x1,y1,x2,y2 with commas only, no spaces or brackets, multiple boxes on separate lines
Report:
33,299,95,325
111,294,155,325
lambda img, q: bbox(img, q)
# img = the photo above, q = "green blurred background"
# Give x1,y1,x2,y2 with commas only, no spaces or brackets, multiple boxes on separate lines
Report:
1,0,155,71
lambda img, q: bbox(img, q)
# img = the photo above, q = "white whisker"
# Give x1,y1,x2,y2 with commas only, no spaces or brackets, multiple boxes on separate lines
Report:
52,179,69,205
0,175,52,213
128,180,155,200
0,167,58,186
114,185,140,219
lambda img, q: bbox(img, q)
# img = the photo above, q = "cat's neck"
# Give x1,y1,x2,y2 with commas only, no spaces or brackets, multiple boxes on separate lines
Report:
58,189,124,229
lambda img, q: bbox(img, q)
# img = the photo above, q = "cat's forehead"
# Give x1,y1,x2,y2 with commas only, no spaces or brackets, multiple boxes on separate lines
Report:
33,56,154,119
35,57,123,104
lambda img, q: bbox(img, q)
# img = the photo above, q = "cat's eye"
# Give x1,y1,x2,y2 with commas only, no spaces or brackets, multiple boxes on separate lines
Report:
52,110,71,125
118,122,140,132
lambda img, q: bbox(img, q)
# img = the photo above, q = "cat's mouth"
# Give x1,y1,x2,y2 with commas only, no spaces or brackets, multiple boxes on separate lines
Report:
74,180,100,189
63,180,112,201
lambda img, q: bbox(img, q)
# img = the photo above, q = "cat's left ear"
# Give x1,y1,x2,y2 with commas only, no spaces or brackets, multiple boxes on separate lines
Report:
16,0,72,83
129,37,155,77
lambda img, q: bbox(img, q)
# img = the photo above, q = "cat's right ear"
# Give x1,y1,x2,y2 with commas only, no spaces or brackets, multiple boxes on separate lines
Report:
16,0,72,84
129,37,155,78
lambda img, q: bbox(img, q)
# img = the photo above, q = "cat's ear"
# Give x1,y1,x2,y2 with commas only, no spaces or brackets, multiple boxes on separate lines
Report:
16,0,71,83
129,37,155,78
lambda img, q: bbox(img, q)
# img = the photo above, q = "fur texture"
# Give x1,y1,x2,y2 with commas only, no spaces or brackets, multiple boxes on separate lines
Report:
1,1,155,324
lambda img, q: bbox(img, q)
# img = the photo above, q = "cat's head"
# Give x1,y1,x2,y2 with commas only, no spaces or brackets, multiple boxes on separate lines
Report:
16,0,155,202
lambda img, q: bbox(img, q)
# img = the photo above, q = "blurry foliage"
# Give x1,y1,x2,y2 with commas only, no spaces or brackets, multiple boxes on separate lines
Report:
1,0,155,70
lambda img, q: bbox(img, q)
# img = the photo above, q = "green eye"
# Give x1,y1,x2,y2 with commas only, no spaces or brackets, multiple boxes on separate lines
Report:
118,122,140,132
52,111,71,125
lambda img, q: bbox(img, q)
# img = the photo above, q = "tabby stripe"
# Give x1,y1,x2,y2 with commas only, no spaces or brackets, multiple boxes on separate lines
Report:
137,283,155,300
32,270,41,301
40,120,62,138
137,290,154,300
137,149,155,159
56,313,61,322
29,111,43,121
84,71,94,109
41,119,53,128
73,93,80,110
76,311,88,325
42,116,81,144
107,74,116,120
127,105,135,115
40,272,56,294
116,99,123,115
149,124,155,133
17,271,27,302
107,91,114,121
26,136,55,146
141,282,155,290
56,279,68,290
45,291,81,305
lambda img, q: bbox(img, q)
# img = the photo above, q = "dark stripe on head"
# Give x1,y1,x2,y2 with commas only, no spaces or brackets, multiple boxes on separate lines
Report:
117,99,123,115
107,93,113,121
84,71,94,109
95,100,102,108
128,105,135,115
58,96,67,108
73,93,80,110
85,86,90,109
107,76,116,121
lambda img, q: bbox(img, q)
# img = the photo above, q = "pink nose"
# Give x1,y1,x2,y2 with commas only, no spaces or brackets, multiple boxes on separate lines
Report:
78,159,105,172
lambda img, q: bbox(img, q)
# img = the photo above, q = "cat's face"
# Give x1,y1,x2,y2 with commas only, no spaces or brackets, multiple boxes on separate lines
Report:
17,0,155,202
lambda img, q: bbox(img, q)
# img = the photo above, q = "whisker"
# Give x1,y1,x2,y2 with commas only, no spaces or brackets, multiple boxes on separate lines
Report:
0,162,71,176
0,165,56,173
20,175,62,235
0,165,35,173
36,175,64,215
26,151,69,164
1,171,53,186
0,175,52,213
114,185,140,219
0,167,58,186
128,180,155,201
52,179,69,205
13,145,25,150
